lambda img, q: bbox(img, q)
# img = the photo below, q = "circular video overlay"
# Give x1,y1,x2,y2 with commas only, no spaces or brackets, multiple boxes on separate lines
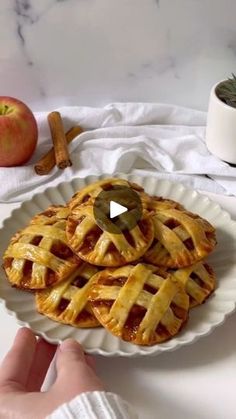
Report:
93,185,143,234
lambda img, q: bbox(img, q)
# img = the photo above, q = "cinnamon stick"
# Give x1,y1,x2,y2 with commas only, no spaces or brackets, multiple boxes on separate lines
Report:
34,125,83,175
48,111,72,169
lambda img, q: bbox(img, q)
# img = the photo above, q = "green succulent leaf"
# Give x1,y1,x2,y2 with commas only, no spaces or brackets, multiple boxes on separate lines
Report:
216,74,236,108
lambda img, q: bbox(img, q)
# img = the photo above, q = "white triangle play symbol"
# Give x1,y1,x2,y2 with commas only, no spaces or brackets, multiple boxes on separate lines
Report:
110,201,128,219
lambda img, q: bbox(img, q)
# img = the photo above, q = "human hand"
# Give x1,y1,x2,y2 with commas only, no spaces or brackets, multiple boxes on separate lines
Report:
0,328,105,419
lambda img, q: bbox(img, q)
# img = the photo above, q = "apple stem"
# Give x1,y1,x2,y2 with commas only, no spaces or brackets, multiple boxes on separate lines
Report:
0,105,13,116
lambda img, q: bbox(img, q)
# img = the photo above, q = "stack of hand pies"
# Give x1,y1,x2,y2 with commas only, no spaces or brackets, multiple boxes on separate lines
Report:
3,178,217,346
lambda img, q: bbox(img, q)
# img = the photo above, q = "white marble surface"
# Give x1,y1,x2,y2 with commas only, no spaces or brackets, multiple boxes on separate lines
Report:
1,0,236,111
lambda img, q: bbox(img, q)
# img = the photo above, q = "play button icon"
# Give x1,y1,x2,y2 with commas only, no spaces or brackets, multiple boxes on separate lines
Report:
110,201,128,219
93,185,143,234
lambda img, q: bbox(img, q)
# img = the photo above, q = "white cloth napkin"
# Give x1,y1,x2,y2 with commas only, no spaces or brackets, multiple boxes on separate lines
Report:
1,102,236,203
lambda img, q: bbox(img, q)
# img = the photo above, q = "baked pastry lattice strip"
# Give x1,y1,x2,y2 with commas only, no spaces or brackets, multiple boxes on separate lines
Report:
36,263,100,327
89,264,189,345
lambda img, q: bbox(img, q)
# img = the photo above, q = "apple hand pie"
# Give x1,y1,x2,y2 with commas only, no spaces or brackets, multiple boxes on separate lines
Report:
170,262,216,308
146,196,185,212
36,263,100,328
145,208,216,268
88,263,189,345
3,206,81,290
66,204,154,267
68,178,145,210
31,205,70,225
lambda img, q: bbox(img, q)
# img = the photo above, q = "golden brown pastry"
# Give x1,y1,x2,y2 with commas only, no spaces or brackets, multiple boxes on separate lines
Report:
88,263,189,345
3,206,81,290
36,263,100,328
30,205,70,225
68,178,145,210
170,262,216,308
145,208,217,268
146,196,185,212
66,203,154,267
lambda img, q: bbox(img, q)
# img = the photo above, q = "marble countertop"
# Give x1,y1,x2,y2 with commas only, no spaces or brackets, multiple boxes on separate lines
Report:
1,0,236,111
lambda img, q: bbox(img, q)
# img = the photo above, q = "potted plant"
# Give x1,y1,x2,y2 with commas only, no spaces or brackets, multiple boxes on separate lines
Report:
206,74,236,164
215,74,236,108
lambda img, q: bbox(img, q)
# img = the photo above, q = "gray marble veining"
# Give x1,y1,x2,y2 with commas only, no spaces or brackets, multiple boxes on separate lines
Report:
0,0,236,110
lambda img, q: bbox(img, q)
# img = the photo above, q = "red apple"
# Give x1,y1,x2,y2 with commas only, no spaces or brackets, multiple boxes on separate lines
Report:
0,97,38,166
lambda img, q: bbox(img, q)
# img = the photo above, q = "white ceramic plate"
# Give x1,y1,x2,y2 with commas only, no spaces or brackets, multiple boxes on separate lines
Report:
1,174,236,357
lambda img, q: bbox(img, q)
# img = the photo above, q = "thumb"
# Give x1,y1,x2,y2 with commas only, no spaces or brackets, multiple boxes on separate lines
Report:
56,339,86,373
52,339,104,399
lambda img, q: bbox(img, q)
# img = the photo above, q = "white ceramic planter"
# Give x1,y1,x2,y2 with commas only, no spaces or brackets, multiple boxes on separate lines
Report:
206,80,236,164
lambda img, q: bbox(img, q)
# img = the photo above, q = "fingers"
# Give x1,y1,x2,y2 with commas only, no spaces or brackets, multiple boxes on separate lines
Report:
26,338,57,392
52,339,104,400
55,339,86,377
0,328,37,391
